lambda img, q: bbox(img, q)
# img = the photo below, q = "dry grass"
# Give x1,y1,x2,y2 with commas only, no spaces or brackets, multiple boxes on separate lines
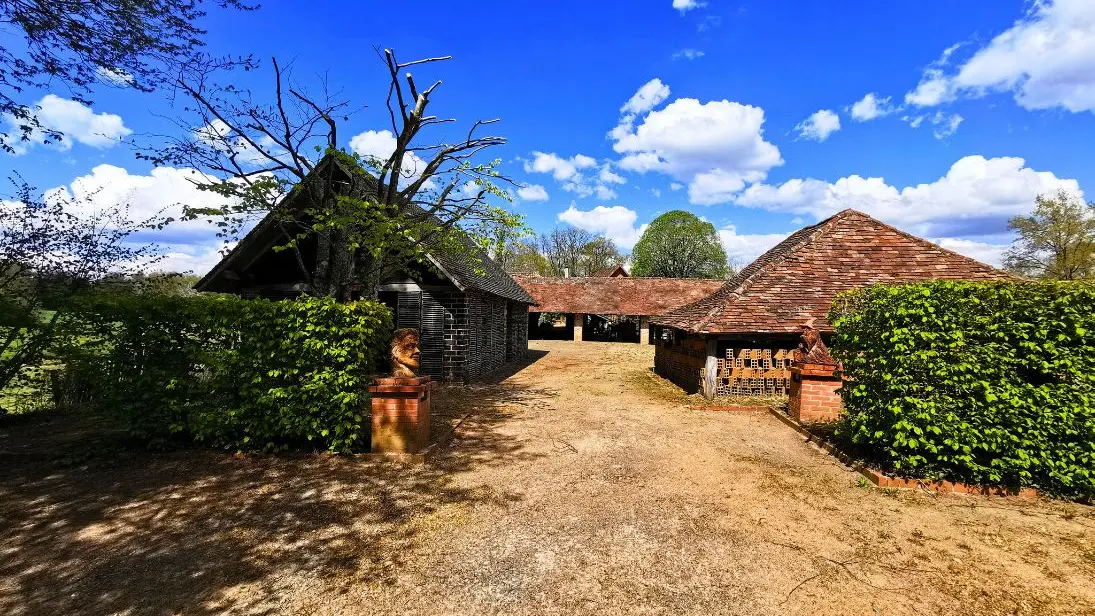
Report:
1,340,1093,615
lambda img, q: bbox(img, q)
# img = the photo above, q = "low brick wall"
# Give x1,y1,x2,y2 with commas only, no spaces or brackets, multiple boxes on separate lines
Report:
789,364,843,422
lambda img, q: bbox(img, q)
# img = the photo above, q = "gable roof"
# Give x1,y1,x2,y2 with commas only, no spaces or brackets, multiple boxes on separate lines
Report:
513,275,724,316
592,264,630,278
194,156,535,304
652,209,1013,334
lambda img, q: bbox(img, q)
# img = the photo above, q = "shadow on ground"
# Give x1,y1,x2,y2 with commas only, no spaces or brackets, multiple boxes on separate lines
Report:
0,350,554,615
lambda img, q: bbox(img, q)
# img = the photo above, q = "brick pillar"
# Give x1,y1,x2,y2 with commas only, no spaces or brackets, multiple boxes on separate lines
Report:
368,376,431,453
639,316,650,345
789,364,843,423
573,313,584,342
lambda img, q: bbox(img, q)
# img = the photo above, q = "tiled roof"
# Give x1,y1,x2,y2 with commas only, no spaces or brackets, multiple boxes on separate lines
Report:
591,264,629,277
512,276,724,316
428,234,536,304
652,209,1014,334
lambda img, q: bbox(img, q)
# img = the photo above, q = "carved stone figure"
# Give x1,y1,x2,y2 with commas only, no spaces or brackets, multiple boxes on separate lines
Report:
390,328,422,378
792,320,838,366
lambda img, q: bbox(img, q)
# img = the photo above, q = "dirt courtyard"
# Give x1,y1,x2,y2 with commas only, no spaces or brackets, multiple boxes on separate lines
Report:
2,340,1094,615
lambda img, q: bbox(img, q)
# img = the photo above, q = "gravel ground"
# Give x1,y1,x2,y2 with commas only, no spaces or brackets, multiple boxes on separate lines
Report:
1,340,1093,615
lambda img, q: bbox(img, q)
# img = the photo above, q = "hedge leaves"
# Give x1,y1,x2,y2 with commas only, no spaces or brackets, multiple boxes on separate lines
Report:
830,281,1095,500
67,294,391,452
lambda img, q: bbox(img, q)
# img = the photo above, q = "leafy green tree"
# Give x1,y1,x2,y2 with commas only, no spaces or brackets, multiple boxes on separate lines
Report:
1004,191,1095,280
631,210,728,278
0,0,255,153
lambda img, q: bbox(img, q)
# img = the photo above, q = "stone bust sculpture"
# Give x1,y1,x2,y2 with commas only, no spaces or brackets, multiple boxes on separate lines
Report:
390,328,422,378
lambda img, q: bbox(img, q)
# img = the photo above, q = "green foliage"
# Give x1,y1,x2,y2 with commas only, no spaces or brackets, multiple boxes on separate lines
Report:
66,294,391,452
631,210,729,279
830,281,1095,500
1005,190,1095,280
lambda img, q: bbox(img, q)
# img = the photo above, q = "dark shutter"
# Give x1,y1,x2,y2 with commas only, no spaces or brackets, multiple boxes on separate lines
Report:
420,292,445,378
397,292,421,331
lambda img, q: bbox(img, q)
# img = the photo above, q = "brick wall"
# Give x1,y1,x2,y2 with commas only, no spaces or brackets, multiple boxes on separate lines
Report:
437,291,468,382
653,337,706,394
788,366,843,422
507,301,529,362
464,291,505,379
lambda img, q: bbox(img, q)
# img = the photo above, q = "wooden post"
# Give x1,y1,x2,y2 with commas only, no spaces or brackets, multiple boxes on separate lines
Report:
702,337,718,399
573,313,584,342
639,316,650,345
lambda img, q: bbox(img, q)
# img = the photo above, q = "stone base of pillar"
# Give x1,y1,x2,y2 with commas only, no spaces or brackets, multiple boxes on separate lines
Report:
368,376,431,453
639,316,650,345
789,364,843,423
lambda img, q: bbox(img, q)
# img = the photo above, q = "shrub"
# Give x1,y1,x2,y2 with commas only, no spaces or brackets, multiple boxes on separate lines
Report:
67,293,391,452
830,281,1095,500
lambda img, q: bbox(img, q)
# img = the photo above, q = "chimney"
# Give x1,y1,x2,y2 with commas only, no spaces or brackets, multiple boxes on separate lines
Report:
564,268,570,278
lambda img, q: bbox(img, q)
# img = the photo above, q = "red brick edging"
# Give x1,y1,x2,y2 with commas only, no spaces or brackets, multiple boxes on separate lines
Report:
687,405,771,412
766,407,1040,498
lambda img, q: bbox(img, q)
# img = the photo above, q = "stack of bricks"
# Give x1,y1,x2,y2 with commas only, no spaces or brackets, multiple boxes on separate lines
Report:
789,364,843,423
368,376,431,454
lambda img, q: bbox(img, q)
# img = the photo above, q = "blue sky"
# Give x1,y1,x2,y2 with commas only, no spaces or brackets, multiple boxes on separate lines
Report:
4,0,1094,273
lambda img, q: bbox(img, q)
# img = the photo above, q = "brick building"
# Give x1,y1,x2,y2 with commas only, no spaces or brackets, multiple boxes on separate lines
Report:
651,209,1014,398
194,158,535,382
513,275,724,344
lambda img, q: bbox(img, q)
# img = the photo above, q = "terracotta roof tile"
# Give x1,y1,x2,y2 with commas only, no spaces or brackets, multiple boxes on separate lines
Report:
652,209,1014,334
513,276,724,316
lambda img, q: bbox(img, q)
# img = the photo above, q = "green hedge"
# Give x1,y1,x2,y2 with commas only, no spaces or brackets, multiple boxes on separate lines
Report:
830,281,1095,500
67,294,391,452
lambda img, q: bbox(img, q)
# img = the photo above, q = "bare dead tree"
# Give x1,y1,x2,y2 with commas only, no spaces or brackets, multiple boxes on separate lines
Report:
141,49,523,298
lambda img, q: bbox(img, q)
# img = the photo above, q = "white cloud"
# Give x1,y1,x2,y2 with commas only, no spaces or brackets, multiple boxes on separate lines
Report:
524,152,621,200
905,68,955,107
902,111,965,138
610,85,783,206
460,181,480,199
195,119,282,167
849,93,898,121
558,204,649,249
516,184,549,201
524,151,598,181
56,164,239,238
906,0,1095,113
650,188,662,198
673,49,705,60
931,112,964,139
673,0,705,13
599,165,626,185
594,185,618,200
734,155,1082,237
152,243,232,274
348,129,435,189
932,237,1009,267
40,164,246,275
795,109,841,142
717,225,790,266
3,95,130,154
670,182,683,191
96,67,135,86
620,78,671,116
